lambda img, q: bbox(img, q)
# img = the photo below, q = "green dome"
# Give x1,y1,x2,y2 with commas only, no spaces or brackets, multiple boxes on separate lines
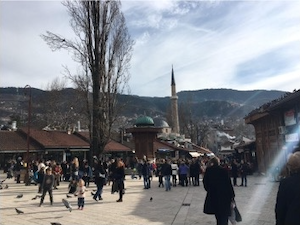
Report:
135,116,154,127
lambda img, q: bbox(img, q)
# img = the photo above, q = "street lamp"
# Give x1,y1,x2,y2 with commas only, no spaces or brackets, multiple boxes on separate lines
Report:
24,85,31,185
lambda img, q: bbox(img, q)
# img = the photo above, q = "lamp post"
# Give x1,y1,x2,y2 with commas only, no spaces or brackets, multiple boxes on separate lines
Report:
24,85,31,185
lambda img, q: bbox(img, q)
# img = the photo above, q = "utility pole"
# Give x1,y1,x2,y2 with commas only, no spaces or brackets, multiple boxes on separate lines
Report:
24,85,31,185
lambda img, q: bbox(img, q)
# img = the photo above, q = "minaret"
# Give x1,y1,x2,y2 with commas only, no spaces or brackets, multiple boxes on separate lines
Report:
171,66,180,134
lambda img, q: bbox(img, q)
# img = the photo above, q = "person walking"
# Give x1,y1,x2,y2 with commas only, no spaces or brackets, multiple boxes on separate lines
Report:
156,160,164,188
112,158,125,202
37,165,45,193
178,161,189,187
93,160,106,201
239,160,249,187
171,160,178,187
141,160,151,189
39,167,55,207
231,159,239,186
82,161,92,188
275,151,300,225
71,157,80,182
203,157,235,225
162,159,172,191
14,157,23,183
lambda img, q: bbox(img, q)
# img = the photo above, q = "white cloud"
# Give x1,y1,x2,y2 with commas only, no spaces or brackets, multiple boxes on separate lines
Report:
125,1,300,96
1,0,300,97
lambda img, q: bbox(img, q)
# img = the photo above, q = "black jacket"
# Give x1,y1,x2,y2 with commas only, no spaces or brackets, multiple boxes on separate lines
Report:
203,165,235,216
161,162,172,176
275,172,300,225
94,164,106,186
42,174,54,190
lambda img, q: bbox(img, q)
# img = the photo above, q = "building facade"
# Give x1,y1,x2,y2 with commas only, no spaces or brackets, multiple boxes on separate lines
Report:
245,90,300,174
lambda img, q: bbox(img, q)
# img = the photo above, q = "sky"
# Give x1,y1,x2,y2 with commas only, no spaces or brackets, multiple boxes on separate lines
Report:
1,1,300,97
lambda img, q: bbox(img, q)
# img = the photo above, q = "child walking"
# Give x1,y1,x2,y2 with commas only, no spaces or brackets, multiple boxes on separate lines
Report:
75,179,87,210
39,167,54,207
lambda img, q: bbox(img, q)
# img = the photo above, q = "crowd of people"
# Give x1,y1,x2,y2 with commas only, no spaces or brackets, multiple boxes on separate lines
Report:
2,151,299,225
2,155,252,193
133,156,252,192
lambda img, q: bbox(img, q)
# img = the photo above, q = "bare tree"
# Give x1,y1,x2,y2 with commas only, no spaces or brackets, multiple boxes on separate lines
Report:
42,77,81,130
41,0,134,160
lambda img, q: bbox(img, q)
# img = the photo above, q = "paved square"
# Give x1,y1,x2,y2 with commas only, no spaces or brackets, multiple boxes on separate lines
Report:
0,172,278,225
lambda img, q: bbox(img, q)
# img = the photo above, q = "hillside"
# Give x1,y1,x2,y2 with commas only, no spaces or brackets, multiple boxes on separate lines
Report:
0,87,287,125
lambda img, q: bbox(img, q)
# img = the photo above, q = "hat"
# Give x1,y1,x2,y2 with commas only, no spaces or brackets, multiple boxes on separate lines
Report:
287,151,300,173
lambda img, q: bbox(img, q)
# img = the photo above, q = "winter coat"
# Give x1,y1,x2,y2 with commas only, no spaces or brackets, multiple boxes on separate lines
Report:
275,172,300,225
161,162,172,176
203,165,235,216
42,174,54,190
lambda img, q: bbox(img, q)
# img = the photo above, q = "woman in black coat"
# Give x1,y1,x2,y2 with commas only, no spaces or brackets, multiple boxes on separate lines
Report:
112,158,125,202
93,160,106,201
275,151,300,225
203,157,235,225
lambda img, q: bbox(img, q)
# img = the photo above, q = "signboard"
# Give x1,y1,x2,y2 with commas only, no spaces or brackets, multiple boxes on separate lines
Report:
285,133,299,142
284,109,296,126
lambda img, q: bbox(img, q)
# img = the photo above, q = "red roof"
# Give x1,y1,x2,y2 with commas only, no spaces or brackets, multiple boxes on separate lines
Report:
76,131,132,152
19,128,89,149
104,140,131,152
0,130,42,152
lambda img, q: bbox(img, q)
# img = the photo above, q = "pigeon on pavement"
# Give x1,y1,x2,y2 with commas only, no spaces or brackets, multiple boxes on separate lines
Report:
15,208,24,214
150,197,153,201
62,199,72,212
16,194,23,198
31,195,41,200
4,184,8,189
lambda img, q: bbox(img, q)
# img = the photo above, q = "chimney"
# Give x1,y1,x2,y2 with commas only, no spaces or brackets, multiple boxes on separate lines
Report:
12,121,17,130
119,129,124,144
77,121,81,132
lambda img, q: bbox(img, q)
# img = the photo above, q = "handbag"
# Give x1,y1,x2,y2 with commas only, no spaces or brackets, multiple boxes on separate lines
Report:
234,203,242,222
99,173,106,178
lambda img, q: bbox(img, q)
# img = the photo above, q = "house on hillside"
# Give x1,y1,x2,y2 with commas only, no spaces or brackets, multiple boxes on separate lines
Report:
244,89,300,174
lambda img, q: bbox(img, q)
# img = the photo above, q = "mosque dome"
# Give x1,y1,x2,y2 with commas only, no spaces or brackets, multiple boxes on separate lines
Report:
135,116,154,127
153,118,169,128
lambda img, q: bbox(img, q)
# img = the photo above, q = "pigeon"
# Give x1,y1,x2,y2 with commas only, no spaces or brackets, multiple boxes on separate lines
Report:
150,197,153,202
31,195,41,200
62,199,72,212
4,184,8,189
50,223,62,225
66,194,72,198
16,194,23,198
15,208,24,214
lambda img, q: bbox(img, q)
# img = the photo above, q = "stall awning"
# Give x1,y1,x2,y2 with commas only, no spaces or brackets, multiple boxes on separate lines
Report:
189,152,202,157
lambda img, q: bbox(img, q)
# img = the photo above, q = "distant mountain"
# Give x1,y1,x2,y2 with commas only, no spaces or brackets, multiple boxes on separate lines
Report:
0,87,287,124
136,89,286,118
178,89,285,106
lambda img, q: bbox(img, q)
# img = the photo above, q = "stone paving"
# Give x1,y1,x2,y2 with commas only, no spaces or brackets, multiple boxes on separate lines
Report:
0,171,279,225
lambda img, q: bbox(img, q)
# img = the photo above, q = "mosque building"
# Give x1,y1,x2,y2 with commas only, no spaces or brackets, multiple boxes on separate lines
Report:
126,66,211,160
